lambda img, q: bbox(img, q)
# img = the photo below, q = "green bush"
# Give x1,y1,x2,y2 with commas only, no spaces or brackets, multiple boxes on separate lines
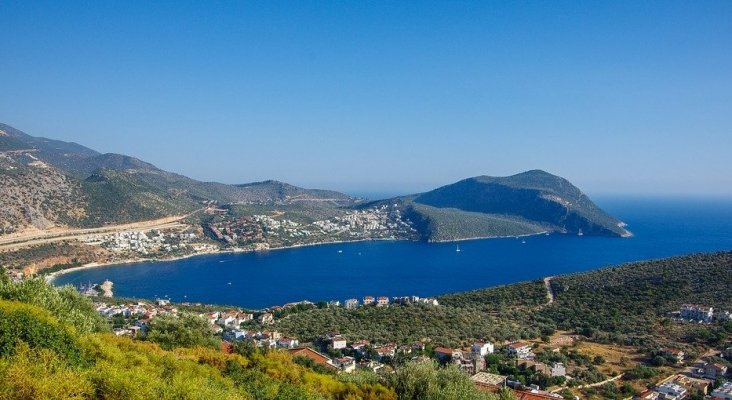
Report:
0,300,86,366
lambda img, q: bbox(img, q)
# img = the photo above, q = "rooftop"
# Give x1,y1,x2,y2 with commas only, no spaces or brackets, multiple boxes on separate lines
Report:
471,372,506,387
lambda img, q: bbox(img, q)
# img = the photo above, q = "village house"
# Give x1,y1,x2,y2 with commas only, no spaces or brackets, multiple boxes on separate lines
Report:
376,296,389,307
288,347,338,371
325,332,348,350
456,351,485,375
332,356,356,373
671,375,711,396
217,311,254,328
520,360,566,377
397,345,412,354
680,304,714,322
330,335,347,350
276,337,299,349
224,329,248,341
357,360,385,373
257,313,274,325
471,372,507,392
344,298,359,309
711,381,732,400
374,344,397,360
362,296,375,306
434,347,459,363
655,382,687,400
471,341,495,357
513,388,565,400
506,342,534,359
703,362,728,379
348,340,370,356
203,311,220,324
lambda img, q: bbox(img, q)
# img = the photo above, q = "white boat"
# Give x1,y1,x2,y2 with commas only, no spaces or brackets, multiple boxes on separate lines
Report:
578,229,584,236
456,244,461,252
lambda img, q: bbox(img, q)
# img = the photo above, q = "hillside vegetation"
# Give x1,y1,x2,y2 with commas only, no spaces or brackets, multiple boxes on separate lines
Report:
0,275,508,399
411,170,628,238
403,204,548,241
275,252,732,350
0,123,359,234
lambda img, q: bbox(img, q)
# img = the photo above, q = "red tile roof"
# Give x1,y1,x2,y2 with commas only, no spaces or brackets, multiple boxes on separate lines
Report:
288,347,337,370
514,389,562,400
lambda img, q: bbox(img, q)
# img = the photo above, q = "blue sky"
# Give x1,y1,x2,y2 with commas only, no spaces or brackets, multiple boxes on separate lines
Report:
1,1,730,195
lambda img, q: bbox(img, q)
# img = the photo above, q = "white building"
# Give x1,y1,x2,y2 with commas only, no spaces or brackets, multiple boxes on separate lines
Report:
471,342,495,357
680,304,713,322
506,342,533,359
656,383,687,400
331,335,347,350
277,337,300,349
711,381,732,400
332,356,356,373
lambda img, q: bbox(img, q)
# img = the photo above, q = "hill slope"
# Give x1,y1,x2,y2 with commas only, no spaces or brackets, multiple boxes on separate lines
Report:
0,123,359,233
404,170,629,240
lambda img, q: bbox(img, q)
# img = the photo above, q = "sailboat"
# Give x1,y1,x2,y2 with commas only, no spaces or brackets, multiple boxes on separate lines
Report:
456,244,462,252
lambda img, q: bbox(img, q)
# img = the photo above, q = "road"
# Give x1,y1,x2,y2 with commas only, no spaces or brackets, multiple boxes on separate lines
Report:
544,276,556,305
0,210,202,251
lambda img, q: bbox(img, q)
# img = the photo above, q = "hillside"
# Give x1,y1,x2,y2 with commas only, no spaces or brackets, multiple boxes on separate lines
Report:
399,170,629,241
0,123,626,246
235,180,359,206
0,123,360,234
274,251,732,348
0,276,510,400
0,151,87,234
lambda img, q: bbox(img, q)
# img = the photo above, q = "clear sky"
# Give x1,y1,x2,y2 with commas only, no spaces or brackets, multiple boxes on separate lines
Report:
1,1,731,196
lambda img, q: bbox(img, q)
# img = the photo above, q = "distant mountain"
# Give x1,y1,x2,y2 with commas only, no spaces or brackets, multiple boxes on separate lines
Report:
0,123,359,233
234,180,358,206
0,123,625,240
370,170,630,241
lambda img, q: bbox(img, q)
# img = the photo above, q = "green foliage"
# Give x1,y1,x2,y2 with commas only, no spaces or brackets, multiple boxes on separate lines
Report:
81,169,197,226
440,280,547,310
276,252,732,364
144,313,220,350
0,283,397,399
0,278,107,334
388,360,501,400
274,303,536,345
410,170,626,237
0,301,86,366
540,252,732,345
623,364,658,380
404,203,547,241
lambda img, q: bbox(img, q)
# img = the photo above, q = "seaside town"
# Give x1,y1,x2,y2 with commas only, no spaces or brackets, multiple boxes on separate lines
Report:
86,285,732,400
206,205,418,249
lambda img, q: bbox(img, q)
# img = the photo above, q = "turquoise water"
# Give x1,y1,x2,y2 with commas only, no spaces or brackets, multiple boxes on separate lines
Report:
53,196,732,309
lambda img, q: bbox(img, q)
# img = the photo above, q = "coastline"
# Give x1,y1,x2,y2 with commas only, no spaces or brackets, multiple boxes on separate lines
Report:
428,230,550,243
45,237,405,284
44,228,630,284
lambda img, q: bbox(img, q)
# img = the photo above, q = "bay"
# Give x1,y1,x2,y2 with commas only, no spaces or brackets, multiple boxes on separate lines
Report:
52,196,732,309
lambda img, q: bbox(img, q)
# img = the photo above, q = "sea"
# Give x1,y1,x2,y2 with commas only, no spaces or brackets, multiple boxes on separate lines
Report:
52,196,732,309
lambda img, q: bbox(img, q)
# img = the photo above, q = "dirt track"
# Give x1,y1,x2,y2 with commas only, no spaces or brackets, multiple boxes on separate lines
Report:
0,212,199,251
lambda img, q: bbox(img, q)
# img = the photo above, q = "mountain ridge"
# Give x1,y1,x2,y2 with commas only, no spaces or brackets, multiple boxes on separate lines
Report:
0,123,628,241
